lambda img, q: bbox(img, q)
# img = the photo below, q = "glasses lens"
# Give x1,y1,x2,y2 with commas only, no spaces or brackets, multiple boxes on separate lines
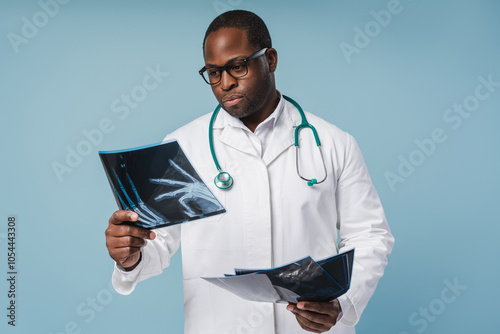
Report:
201,60,250,85
203,67,221,84
227,61,248,78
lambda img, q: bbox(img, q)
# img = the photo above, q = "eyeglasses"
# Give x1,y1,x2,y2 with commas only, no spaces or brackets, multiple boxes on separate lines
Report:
199,48,268,85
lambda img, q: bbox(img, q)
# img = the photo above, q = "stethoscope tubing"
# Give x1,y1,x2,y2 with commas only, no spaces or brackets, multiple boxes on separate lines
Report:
209,95,327,189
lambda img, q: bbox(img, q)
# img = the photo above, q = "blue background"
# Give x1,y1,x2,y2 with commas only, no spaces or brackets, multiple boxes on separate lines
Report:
1,0,499,333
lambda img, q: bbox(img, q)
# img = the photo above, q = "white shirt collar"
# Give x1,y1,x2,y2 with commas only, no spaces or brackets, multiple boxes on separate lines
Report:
221,91,285,133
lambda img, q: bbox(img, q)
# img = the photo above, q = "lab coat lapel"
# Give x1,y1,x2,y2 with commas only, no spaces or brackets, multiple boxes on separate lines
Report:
217,112,259,157
262,102,301,166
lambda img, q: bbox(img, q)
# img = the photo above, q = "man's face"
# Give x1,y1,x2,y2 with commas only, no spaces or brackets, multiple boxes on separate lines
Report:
203,27,274,119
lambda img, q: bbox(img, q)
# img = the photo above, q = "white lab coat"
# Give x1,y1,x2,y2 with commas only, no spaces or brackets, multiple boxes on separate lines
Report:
112,99,394,334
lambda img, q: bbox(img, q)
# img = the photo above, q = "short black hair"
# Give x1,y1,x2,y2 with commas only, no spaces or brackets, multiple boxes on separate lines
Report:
203,10,272,54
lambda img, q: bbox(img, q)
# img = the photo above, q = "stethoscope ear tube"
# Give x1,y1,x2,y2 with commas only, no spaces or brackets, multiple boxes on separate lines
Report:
296,145,327,186
285,95,327,186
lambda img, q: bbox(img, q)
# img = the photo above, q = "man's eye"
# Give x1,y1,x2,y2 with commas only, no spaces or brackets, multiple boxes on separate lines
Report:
230,62,246,73
208,69,220,77
231,62,245,71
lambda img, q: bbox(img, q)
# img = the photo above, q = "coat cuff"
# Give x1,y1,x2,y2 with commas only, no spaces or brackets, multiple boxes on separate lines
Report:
111,250,145,295
337,294,357,326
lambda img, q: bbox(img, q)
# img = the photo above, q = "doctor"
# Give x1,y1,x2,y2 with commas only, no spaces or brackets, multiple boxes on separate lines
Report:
105,10,394,334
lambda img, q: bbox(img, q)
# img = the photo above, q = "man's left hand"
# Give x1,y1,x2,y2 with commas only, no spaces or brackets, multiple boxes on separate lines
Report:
286,299,341,333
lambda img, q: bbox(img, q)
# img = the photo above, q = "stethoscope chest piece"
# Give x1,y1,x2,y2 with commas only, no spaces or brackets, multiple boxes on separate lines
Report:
214,171,233,190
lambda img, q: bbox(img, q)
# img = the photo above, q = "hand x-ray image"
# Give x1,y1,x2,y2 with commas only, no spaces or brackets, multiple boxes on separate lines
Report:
99,140,226,229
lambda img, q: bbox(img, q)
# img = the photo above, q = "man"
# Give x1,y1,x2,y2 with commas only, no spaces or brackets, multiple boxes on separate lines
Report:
105,10,394,334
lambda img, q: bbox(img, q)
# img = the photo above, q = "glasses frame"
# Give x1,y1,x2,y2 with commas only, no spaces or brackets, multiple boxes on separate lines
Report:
199,48,268,85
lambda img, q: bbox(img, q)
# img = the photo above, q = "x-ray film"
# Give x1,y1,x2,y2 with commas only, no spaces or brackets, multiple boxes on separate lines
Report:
203,249,354,304
99,140,226,229
317,248,354,290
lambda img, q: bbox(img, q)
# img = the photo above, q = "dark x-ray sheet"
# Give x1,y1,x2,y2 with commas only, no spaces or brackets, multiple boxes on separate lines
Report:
203,249,354,304
99,140,226,229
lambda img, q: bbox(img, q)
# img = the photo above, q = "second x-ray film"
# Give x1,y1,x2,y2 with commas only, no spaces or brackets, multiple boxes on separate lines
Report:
203,249,354,304
99,140,226,229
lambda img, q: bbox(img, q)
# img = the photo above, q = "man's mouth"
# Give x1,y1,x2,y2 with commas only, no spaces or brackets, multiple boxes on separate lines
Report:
222,95,243,107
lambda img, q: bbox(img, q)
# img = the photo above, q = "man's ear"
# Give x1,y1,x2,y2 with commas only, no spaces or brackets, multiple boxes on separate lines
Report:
266,48,278,73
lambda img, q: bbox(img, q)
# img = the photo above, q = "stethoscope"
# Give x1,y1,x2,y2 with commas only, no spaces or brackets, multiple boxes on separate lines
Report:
209,95,327,190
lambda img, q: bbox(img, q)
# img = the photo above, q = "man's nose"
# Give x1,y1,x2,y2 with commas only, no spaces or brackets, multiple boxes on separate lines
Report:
220,70,237,91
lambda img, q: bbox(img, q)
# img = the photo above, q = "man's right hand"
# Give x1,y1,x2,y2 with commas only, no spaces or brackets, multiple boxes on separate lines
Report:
105,210,156,271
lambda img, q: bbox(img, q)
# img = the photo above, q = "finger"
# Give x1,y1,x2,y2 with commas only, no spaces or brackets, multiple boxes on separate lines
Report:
108,223,155,240
295,314,326,333
109,210,139,225
287,303,335,332
296,301,336,315
111,235,148,248
296,310,334,329
288,306,336,329
108,246,142,262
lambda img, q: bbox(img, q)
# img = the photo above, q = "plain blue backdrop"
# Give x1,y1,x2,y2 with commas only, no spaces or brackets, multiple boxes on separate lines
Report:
1,0,499,333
